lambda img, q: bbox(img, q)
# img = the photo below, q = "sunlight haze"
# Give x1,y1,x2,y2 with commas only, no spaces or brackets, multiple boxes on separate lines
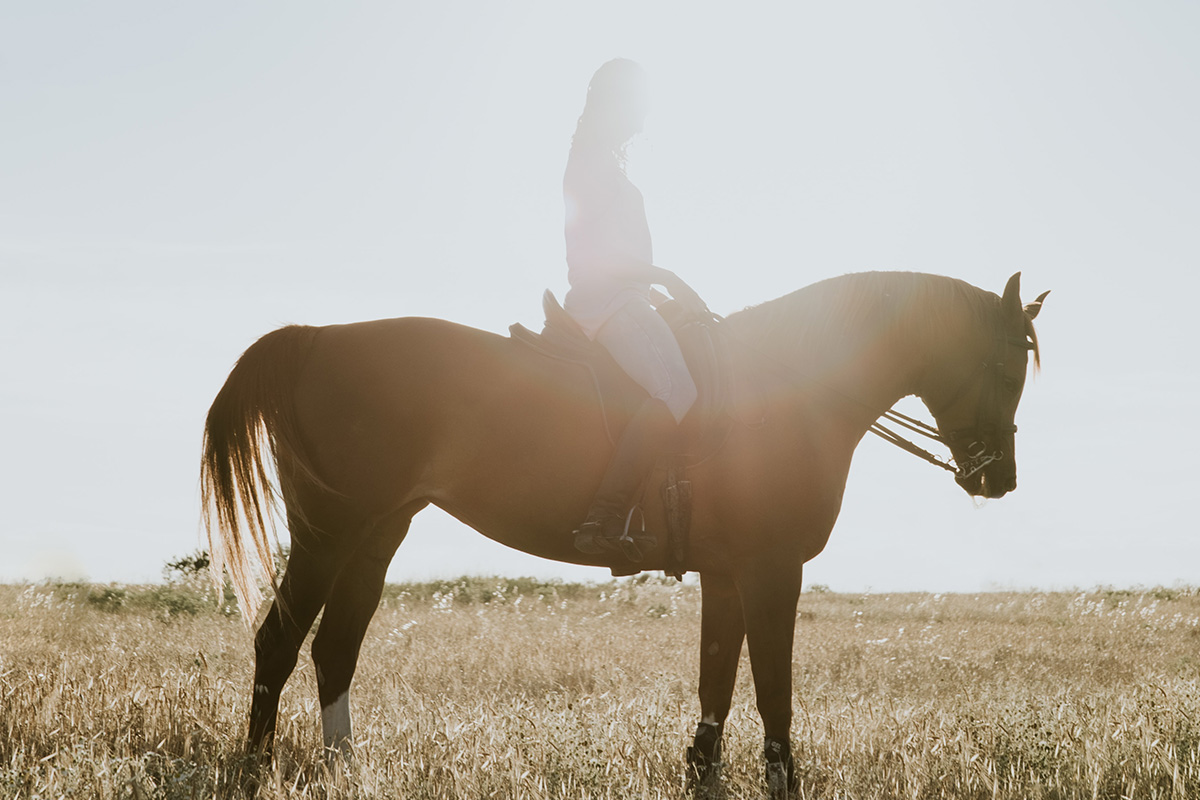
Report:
2,2,1198,592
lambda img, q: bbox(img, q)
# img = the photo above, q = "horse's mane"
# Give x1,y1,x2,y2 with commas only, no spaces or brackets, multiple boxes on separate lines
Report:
727,271,1040,370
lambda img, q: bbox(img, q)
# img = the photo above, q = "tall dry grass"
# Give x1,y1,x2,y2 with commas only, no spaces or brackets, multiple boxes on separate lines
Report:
3,577,1200,799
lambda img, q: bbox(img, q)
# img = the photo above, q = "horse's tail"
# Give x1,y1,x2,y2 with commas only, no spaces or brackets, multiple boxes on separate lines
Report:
201,324,322,623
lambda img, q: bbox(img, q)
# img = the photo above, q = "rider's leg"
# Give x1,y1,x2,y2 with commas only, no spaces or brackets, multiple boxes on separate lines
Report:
574,297,697,560
573,396,676,560
594,296,698,425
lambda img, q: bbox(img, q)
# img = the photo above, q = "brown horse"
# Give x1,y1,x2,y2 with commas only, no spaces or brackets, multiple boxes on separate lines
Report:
201,270,1046,795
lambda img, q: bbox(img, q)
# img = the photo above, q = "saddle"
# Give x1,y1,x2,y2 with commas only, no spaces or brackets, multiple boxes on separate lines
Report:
510,291,734,452
510,291,754,579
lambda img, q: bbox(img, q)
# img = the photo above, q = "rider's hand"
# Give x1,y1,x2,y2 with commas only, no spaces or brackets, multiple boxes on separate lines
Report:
671,279,710,319
645,265,711,319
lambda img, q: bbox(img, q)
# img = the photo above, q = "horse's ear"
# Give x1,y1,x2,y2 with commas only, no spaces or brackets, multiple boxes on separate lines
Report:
1024,289,1050,320
1001,272,1023,320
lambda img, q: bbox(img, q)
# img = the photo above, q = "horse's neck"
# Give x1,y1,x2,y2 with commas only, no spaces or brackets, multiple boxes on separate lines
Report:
809,324,930,433
745,276,979,436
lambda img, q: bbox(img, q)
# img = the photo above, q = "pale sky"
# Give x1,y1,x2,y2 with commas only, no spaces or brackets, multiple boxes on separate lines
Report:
2,2,1197,591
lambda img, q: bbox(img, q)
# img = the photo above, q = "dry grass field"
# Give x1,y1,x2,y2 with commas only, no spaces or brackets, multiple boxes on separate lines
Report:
3,574,1200,799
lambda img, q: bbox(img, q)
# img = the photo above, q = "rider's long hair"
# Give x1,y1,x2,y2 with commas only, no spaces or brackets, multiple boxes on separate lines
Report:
570,58,647,172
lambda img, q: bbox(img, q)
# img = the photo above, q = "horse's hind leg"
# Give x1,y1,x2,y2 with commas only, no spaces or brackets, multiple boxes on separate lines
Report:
688,571,746,792
247,498,367,756
310,503,423,754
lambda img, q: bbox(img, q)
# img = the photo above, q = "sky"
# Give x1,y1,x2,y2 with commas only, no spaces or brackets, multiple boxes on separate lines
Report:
2,2,1198,592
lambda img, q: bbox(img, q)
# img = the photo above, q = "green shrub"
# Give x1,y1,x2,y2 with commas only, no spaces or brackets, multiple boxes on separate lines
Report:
163,551,211,578
380,576,602,606
128,586,204,618
86,586,127,612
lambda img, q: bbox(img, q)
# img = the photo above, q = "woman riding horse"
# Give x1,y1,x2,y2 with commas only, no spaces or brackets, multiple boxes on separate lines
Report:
201,57,1049,798
564,59,710,559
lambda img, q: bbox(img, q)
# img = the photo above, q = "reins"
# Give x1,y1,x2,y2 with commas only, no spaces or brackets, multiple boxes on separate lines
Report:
869,409,960,476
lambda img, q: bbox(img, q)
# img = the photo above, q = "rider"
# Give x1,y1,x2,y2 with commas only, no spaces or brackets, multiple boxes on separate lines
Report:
564,59,708,559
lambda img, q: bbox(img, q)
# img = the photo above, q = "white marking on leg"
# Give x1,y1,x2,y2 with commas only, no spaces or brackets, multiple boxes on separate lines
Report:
702,712,717,725
321,691,352,752
255,684,270,696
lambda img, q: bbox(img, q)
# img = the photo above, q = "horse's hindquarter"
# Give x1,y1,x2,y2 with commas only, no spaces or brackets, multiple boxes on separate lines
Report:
292,317,615,561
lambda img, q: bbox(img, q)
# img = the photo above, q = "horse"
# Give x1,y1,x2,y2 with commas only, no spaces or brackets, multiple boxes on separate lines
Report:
201,270,1047,795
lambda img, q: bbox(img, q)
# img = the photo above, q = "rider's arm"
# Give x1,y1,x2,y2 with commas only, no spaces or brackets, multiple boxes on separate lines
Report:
631,263,709,316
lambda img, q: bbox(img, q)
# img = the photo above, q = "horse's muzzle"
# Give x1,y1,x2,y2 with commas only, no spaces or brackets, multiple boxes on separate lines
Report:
957,470,1016,499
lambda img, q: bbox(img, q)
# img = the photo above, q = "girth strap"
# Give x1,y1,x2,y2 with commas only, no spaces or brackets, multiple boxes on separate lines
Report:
660,455,692,580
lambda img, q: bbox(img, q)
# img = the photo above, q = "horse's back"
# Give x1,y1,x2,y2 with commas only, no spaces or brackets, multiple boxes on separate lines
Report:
290,316,611,520
303,315,597,416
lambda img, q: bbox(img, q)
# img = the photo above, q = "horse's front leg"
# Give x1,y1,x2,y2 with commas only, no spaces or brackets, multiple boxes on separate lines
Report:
688,571,746,792
737,558,803,799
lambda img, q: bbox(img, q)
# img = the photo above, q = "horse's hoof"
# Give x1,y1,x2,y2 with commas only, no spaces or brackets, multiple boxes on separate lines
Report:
765,762,790,799
687,750,722,797
687,722,723,796
763,737,796,799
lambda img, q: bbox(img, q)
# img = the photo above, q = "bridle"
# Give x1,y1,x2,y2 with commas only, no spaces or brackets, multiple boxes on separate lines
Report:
869,331,1035,480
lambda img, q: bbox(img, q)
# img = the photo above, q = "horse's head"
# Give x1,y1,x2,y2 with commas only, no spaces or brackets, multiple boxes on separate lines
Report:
928,272,1049,499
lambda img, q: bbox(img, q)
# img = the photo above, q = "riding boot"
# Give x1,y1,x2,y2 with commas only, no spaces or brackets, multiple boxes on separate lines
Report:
574,397,678,561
